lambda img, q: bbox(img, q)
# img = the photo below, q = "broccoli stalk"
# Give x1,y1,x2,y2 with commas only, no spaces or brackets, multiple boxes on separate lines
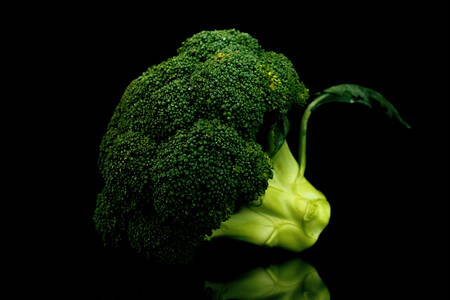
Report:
209,84,410,252
209,140,330,251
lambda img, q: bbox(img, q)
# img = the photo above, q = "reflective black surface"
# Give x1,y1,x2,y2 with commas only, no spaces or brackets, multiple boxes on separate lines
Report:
29,2,448,299
205,256,329,299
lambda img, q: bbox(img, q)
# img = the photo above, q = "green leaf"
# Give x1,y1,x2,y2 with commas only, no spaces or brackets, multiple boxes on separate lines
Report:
314,84,411,128
267,115,290,157
297,84,411,176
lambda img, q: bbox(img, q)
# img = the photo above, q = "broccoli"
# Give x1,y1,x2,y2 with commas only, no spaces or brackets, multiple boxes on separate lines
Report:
94,29,409,263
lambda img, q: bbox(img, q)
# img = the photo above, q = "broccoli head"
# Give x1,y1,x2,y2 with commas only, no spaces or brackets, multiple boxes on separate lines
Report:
94,29,409,264
94,29,309,263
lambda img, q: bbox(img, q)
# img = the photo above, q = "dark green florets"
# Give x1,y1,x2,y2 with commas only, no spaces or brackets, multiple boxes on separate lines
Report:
94,29,308,263
152,119,271,225
190,49,266,138
177,29,262,61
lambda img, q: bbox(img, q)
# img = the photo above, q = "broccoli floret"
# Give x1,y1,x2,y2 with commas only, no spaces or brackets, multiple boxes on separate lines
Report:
177,29,262,61
151,119,271,225
124,119,272,263
190,47,307,139
94,29,409,264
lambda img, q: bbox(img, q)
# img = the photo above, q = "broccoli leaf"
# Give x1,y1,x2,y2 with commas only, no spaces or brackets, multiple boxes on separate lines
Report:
314,84,411,128
297,83,410,177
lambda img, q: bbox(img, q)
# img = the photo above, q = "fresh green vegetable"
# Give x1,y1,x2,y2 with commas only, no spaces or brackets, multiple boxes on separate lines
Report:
94,29,409,263
205,257,330,300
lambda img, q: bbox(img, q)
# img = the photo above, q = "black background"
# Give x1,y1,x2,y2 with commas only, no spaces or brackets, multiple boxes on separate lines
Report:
13,2,448,299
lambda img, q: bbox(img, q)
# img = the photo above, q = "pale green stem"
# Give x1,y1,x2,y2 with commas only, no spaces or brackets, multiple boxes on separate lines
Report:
298,94,327,178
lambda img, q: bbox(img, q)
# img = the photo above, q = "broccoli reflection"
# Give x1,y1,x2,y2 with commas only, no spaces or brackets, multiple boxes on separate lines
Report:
205,257,329,300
